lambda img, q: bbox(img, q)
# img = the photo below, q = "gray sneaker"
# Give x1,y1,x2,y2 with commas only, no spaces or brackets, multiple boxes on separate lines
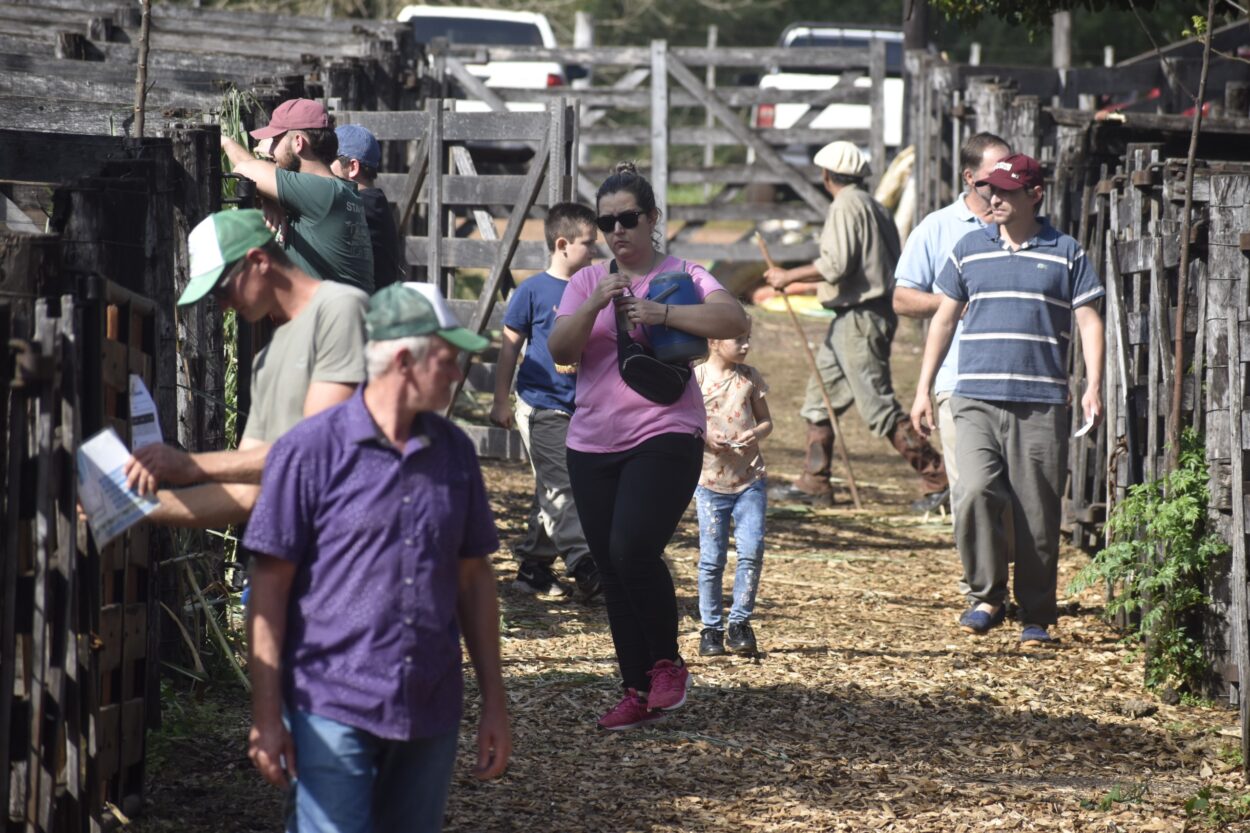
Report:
513,562,571,599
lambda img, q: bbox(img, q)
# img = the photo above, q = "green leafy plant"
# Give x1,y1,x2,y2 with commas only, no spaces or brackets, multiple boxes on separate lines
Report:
1080,782,1148,811
1185,785,1250,825
1069,428,1228,692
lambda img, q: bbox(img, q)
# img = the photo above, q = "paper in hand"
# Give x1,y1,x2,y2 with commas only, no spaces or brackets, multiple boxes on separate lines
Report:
129,374,163,449
1073,415,1097,438
76,428,159,546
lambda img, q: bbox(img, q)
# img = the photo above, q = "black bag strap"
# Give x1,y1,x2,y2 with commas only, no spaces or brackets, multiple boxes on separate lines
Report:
610,259,636,353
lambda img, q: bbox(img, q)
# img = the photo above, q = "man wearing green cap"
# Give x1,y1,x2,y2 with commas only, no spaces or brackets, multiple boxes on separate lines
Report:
125,209,368,524
244,283,508,831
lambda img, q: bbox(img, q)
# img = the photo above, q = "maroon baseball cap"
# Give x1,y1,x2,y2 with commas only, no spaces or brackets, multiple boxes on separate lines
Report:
249,99,330,139
974,153,1043,191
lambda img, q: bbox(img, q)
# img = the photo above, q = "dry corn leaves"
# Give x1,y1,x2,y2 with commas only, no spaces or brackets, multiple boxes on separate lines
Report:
136,312,1246,832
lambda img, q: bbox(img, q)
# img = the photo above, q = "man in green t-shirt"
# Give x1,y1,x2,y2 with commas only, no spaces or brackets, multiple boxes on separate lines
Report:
123,209,368,526
222,98,374,292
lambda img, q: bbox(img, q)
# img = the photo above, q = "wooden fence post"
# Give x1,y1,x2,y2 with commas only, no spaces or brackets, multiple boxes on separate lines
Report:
702,25,717,202
650,39,669,247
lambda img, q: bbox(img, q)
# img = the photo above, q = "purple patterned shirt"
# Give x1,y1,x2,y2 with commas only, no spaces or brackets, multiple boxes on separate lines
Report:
244,387,499,740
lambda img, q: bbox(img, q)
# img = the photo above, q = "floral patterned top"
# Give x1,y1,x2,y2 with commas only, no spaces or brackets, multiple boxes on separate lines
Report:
695,363,768,494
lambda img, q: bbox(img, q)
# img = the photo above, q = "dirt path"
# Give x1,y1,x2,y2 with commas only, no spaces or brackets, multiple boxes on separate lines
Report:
135,310,1247,832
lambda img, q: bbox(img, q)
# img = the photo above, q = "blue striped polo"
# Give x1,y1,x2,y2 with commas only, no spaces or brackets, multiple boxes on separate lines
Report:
935,221,1103,405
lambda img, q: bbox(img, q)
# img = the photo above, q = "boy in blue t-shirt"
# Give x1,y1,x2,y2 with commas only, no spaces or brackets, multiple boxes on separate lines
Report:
490,203,600,601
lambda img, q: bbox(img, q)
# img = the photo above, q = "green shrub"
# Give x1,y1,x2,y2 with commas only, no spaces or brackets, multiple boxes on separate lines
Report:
1069,428,1228,692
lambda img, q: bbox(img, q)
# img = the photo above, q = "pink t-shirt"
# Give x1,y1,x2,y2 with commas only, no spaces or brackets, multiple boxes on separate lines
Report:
557,255,727,453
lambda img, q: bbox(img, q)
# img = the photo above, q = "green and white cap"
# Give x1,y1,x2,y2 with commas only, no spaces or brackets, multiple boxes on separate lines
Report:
179,209,275,306
365,282,489,353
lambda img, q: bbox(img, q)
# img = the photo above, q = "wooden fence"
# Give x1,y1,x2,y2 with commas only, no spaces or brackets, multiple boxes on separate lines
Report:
0,0,418,135
1,125,227,830
913,57,1250,760
423,39,894,264
339,99,579,459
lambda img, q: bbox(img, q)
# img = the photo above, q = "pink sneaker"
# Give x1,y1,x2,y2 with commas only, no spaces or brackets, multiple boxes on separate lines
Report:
645,659,690,711
598,689,664,731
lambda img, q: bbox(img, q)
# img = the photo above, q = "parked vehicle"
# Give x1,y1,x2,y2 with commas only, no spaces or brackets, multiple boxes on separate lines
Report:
397,6,567,112
751,24,905,172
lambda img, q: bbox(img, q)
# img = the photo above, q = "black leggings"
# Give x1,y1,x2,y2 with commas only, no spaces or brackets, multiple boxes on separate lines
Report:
567,432,703,692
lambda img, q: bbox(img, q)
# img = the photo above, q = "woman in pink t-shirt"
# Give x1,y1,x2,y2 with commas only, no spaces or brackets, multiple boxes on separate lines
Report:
549,162,747,731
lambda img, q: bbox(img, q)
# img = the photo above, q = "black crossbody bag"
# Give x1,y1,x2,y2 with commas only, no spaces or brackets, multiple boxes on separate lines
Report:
612,260,692,405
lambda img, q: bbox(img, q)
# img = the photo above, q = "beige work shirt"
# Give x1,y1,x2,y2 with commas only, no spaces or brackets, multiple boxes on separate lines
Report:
814,185,901,309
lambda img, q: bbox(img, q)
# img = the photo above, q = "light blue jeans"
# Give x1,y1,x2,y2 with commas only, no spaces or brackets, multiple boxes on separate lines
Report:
695,479,766,630
285,709,459,833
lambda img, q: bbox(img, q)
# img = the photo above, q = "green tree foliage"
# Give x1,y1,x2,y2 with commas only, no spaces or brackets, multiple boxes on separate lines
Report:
930,0,1160,30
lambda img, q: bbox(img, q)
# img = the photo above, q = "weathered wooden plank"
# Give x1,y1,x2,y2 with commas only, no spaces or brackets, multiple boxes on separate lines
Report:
26,299,57,831
403,233,549,272
1226,310,1250,762
651,40,668,245
668,203,824,224
0,69,225,111
665,52,829,216
669,241,820,263
335,110,545,142
868,38,885,180
469,127,551,336
0,96,179,135
582,125,874,148
375,171,572,208
445,300,504,332
482,84,872,109
426,102,444,286
0,51,272,92
0,294,20,829
446,44,883,70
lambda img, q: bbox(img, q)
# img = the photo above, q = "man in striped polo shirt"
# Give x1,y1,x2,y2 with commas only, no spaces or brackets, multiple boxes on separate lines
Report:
909,153,1104,647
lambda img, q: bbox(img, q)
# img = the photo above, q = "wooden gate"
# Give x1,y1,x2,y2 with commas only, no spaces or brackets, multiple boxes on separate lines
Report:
2,273,162,832
337,99,578,459
423,39,894,264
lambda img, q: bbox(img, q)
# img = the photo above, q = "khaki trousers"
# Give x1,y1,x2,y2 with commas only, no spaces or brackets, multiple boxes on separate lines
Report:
514,398,591,572
952,396,1068,626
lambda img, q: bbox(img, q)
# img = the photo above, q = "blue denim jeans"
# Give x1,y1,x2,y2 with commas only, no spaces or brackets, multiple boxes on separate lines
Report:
285,709,459,833
695,479,766,630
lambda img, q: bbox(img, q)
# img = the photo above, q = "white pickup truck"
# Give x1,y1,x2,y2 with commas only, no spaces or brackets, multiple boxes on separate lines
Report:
752,24,905,169
397,6,568,112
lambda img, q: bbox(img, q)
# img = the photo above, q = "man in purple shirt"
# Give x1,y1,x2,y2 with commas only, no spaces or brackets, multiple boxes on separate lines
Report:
244,282,509,832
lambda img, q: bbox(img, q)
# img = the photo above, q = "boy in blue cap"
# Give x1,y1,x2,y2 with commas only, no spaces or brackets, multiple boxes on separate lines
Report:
333,124,405,289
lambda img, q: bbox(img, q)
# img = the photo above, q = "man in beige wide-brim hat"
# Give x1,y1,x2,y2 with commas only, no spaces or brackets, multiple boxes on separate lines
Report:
765,140,949,511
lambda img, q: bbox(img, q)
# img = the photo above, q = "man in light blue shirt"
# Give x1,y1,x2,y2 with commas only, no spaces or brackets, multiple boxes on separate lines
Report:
894,132,1010,509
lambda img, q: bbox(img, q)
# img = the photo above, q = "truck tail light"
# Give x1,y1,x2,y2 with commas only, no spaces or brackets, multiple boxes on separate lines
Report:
756,104,775,128
546,73,564,87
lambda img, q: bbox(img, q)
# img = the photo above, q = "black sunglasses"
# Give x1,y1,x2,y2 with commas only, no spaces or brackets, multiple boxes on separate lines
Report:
211,259,246,300
596,210,645,233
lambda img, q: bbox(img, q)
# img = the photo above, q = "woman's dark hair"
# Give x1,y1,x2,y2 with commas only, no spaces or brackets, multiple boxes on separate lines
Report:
596,161,657,215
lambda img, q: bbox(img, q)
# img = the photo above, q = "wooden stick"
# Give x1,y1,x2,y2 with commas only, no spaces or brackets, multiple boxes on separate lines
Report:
133,0,151,137
755,233,863,510
183,562,250,692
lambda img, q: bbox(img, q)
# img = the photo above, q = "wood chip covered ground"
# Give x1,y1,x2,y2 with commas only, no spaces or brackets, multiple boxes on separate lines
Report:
134,311,1249,832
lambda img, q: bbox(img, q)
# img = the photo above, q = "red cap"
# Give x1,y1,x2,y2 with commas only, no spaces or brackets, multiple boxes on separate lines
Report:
250,99,330,139
974,153,1043,191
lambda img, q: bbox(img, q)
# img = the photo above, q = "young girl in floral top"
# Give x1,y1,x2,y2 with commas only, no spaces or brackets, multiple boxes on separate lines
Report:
693,319,773,656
